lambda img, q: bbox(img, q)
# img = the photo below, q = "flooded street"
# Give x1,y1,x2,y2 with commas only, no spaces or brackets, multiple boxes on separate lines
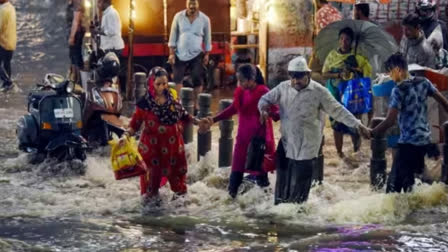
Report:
1,0,448,251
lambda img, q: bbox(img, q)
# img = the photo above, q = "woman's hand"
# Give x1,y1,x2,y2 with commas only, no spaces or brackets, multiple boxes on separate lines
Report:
198,118,211,133
341,69,353,80
124,128,135,138
259,110,269,124
358,124,372,140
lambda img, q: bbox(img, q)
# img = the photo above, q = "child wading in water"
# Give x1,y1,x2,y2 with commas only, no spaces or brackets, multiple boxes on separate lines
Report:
372,53,448,193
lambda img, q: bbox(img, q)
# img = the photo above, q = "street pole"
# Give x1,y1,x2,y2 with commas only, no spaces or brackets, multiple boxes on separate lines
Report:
126,0,135,101
370,117,387,190
218,99,234,167
197,94,212,160
442,122,448,183
181,88,194,144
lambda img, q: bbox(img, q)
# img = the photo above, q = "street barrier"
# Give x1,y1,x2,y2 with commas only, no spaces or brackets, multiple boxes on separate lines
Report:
370,117,387,190
218,99,234,167
181,88,194,144
197,93,212,160
133,72,147,102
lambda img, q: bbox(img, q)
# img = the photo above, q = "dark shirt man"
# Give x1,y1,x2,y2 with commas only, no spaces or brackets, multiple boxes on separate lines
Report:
415,0,448,51
354,3,378,25
399,13,436,68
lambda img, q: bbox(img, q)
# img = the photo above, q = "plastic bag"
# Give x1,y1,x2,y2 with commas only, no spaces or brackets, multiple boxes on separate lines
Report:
340,77,372,114
109,135,148,180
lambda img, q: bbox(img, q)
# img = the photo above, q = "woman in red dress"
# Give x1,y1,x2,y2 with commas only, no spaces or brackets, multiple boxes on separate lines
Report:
126,67,202,202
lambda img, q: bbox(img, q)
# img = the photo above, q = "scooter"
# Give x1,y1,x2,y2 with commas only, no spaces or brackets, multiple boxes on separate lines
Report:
16,74,88,163
81,52,125,147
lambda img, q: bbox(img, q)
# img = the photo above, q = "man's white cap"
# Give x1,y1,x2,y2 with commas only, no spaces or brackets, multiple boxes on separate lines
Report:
288,56,311,72
355,0,369,4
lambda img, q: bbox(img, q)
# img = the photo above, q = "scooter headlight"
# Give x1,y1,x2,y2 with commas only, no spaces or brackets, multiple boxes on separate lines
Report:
66,81,74,93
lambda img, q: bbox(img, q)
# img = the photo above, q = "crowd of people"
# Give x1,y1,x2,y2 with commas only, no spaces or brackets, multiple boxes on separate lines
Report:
2,0,448,207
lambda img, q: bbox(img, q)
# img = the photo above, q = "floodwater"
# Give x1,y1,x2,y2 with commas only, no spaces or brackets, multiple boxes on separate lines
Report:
1,0,448,251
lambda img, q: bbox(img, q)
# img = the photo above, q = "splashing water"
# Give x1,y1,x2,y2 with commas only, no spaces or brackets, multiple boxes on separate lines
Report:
1,0,448,250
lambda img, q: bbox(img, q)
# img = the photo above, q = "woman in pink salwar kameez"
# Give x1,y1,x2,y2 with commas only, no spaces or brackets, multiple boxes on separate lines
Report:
206,64,277,198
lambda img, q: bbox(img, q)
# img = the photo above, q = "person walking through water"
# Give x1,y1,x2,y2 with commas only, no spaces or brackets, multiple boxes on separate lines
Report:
203,64,277,198
125,67,208,205
0,0,16,91
168,0,211,114
258,56,371,205
322,27,372,158
371,53,448,193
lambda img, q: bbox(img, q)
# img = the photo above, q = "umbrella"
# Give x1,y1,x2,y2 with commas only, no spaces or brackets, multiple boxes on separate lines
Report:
314,19,399,73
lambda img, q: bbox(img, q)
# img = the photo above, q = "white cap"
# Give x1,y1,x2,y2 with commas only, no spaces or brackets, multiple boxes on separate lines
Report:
355,0,369,4
287,56,311,72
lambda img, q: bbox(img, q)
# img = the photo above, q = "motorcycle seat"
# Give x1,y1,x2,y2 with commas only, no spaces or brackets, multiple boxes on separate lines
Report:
28,90,57,109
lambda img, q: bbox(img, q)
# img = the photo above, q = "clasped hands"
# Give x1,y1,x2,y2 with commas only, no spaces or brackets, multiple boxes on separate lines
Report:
197,117,214,133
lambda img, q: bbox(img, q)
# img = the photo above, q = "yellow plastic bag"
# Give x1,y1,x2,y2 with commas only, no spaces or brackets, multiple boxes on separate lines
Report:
108,135,147,180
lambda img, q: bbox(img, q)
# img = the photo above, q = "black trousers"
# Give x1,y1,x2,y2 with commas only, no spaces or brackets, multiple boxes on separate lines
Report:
0,46,13,84
386,143,426,193
275,139,314,205
69,31,84,68
173,53,205,88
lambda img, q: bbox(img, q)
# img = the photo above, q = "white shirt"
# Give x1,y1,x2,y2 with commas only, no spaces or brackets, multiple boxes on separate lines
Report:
100,6,124,51
168,10,212,61
258,80,361,161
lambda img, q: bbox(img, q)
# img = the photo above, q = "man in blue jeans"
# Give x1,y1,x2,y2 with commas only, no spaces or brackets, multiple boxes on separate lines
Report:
372,53,448,193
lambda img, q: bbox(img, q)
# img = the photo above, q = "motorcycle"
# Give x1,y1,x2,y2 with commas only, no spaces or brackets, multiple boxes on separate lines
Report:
17,74,88,163
81,52,125,146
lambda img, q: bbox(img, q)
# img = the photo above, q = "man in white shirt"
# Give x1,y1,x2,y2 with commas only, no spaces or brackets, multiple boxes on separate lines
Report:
258,56,371,205
98,0,124,57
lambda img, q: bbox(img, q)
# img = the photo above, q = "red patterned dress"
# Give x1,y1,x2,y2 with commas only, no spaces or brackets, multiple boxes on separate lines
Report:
129,92,192,197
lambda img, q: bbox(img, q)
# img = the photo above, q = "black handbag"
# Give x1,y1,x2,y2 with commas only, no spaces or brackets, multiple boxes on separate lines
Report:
245,126,266,172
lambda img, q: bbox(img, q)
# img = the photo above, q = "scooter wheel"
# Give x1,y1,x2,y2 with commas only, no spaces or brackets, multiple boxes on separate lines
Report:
75,149,87,161
28,152,46,164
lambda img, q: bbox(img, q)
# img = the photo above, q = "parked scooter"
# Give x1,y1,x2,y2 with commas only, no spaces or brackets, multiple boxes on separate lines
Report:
17,74,88,163
82,52,125,146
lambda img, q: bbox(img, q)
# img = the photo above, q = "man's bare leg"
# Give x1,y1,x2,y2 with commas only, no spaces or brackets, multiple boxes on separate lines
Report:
334,130,344,158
